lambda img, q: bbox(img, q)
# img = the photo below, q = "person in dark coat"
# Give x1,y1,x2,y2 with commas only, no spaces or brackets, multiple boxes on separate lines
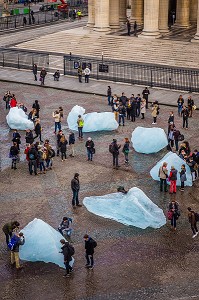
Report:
2,221,20,245
127,19,131,36
84,234,97,269
32,63,37,81
12,129,21,150
71,173,82,208
168,200,179,231
34,119,43,142
32,100,40,118
85,137,95,161
142,87,150,109
40,68,47,86
9,142,19,170
107,86,112,105
69,132,75,157
181,106,189,129
110,139,121,169
28,144,38,175
25,129,34,144
10,232,25,269
53,70,60,81
187,207,198,238
56,130,63,156
60,239,73,277
59,135,68,161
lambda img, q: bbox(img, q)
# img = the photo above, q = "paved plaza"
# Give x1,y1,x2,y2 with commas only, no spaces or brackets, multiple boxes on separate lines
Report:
0,78,199,300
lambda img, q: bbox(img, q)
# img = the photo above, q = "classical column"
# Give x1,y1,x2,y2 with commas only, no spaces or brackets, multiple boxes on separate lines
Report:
131,0,144,25
110,0,120,29
139,0,161,38
190,0,198,23
159,0,169,33
192,0,199,41
119,0,127,23
175,0,190,27
87,0,95,28
94,0,110,32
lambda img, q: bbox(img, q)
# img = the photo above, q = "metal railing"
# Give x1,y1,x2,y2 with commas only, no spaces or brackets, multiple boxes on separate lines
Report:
63,54,199,93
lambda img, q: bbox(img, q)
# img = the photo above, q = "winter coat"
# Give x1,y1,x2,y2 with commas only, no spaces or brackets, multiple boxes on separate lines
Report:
61,243,72,262
10,98,17,108
34,123,41,134
111,142,121,155
188,210,197,226
2,222,17,235
169,169,177,181
59,140,68,153
158,166,168,179
85,237,96,255
12,235,25,253
40,69,47,78
25,131,34,144
140,101,146,113
85,140,94,149
28,147,38,160
151,104,159,117
71,177,80,191
180,169,187,182
10,146,19,157
69,133,75,145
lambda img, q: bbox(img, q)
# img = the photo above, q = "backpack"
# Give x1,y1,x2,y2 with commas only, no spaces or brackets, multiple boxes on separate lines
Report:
109,143,114,153
92,239,97,248
48,148,55,158
29,153,35,160
195,213,199,222
67,244,75,256
8,235,19,251
178,134,184,141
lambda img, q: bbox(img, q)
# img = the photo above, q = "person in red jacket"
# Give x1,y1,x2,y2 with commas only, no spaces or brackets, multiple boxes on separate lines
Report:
10,95,17,108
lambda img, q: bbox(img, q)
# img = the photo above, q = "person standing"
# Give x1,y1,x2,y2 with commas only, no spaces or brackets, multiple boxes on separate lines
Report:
107,86,112,106
142,87,150,109
10,232,25,270
85,137,95,161
2,221,20,246
127,19,131,36
187,207,199,238
34,119,43,142
53,70,60,81
40,67,47,86
109,139,121,170
158,162,168,192
173,127,180,151
9,142,19,170
187,96,194,118
78,66,83,83
84,234,97,269
69,132,75,157
113,100,119,121
60,239,74,277
151,101,159,124
53,110,61,134
28,144,38,175
135,94,141,117
130,95,136,122
32,100,40,118
12,129,21,151
77,115,84,139
140,99,146,119
168,200,179,231
10,95,17,108
122,138,130,164
25,129,34,145
32,63,37,81
71,173,82,208
38,145,46,174
120,92,128,106
177,95,184,116
179,164,186,191
118,102,126,126
84,66,90,83
59,135,68,161
181,105,189,129
169,166,177,194
126,99,132,120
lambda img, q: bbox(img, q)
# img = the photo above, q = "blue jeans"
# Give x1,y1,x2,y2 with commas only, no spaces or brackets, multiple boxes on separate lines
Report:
29,160,37,174
39,161,46,172
72,189,79,206
64,260,73,274
171,215,177,228
78,127,83,138
87,149,93,161
55,122,61,133
108,95,111,105
119,114,125,125
178,106,182,116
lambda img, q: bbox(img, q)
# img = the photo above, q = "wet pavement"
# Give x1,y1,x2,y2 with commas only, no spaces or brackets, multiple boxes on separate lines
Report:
0,81,199,300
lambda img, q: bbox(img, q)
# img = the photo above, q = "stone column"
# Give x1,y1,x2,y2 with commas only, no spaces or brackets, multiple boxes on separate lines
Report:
190,0,198,23
110,0,120,29
87,0,95,28
175,0,190,27
139,0,161,38
131,0,144,25
94,0,110,32
192,0,199,41
159,0,169,33
119,0,127,23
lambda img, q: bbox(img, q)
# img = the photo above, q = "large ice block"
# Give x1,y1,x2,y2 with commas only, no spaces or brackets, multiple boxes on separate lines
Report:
131,127,168,154
150,152,192,186
83,187,166,229
67,105,118,132
6,107,34,130
19,218,74,268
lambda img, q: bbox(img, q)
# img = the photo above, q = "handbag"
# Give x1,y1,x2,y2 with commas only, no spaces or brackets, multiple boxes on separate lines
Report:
193,105,197,110
178,134,184,141
167,211,173,220
91,148,95,154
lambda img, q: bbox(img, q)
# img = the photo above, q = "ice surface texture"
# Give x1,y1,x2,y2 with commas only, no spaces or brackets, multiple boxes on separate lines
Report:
20,218,74,268
131,127,168,154
150,152,192,186
83,187,166,229
67,105,118,132
6,107,34,130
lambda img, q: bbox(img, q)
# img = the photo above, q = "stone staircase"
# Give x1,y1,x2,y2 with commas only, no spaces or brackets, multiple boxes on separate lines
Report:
14,26,199,69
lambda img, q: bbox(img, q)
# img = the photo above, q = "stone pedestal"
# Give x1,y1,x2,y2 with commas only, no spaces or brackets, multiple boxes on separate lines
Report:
94,0,111,32
159,0,169,33
190,0,198,23
175,0,190,27
191,0,199,41
119,0,127,23
131,0,144,25
87,0,95,28
110,0,120,29
139,0,161,38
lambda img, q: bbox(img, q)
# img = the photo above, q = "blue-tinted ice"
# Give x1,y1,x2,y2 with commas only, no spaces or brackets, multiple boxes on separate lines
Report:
83,187,166,229
131,127,168,154
19,218,74,268
150,152,192,186
67,105,118,132
6,107,34,130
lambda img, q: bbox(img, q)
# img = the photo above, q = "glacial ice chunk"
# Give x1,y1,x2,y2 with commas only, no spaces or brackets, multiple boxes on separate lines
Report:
6,107,34,130
150,152,192,186
67,105,118,132
131,127,168,154
83,187,166,229
19,218,74,268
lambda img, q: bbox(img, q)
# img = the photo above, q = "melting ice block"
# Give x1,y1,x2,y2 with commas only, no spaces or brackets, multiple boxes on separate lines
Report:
131,127,168,154
6,107,34,130
150,152,192,186
20,218,74,268
83,187,166,229
67,105,118,132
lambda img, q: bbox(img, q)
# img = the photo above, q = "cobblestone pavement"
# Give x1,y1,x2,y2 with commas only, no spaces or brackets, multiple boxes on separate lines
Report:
0,82,199,300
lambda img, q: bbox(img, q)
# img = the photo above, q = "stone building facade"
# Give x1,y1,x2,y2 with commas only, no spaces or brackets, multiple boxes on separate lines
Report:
87,0,199,41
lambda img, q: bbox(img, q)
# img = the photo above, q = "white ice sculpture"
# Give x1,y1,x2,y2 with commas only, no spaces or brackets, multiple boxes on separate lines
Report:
19,218,74,269
6,107,34,130
67,105,118,132
83,187,166,229
131,127,168,154
150,152,192,186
